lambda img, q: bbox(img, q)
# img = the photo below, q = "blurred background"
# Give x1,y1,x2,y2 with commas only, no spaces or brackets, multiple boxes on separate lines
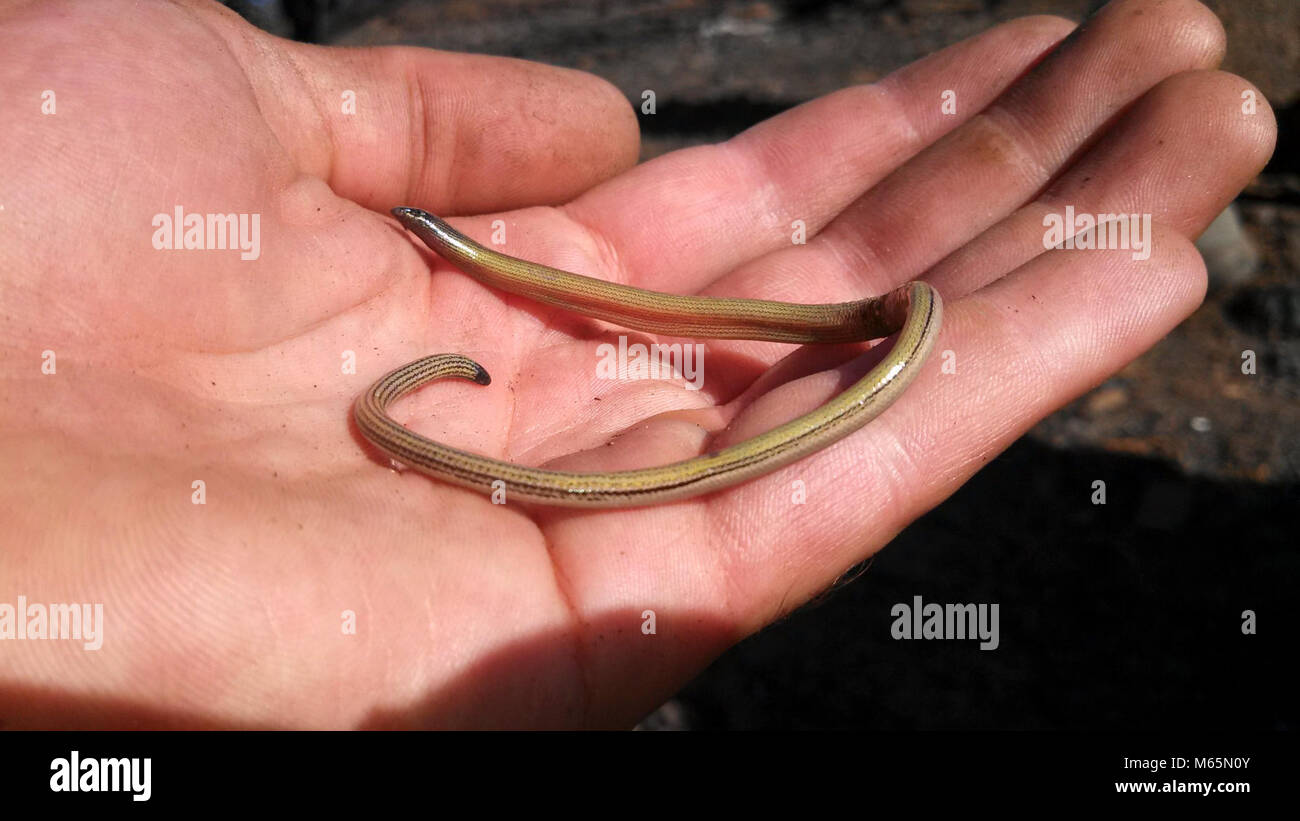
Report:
223,0,1296,729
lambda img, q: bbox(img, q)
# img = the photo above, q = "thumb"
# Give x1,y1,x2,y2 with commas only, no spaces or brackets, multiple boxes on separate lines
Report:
248,32,641,214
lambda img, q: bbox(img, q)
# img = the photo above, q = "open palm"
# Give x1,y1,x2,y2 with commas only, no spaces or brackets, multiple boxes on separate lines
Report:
0,0,1273,728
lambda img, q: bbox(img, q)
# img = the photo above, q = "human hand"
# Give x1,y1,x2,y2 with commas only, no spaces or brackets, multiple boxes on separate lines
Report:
0,0,1273,728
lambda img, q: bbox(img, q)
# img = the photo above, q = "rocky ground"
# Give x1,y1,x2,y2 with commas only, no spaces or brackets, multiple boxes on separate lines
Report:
227,0,1297,729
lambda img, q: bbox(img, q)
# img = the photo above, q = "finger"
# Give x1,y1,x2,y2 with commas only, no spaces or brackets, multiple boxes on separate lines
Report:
548,13,1077,293
927,70,1277,298
542,222,1209,713
740,224,1209,625
707,0,1225,309
257,39,640,214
